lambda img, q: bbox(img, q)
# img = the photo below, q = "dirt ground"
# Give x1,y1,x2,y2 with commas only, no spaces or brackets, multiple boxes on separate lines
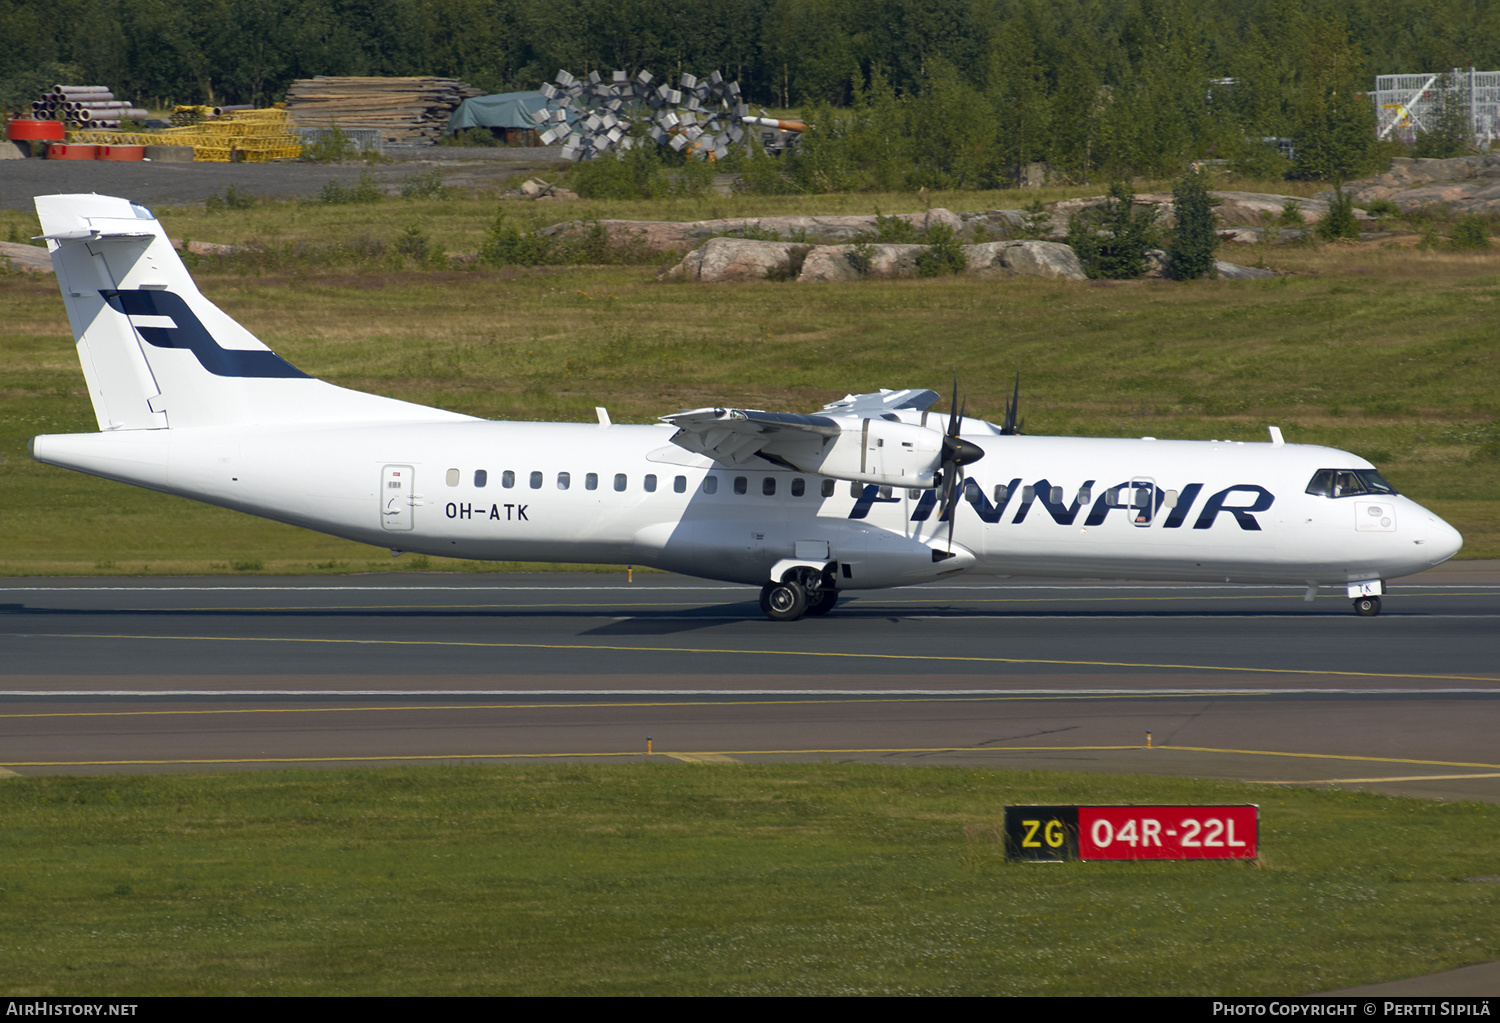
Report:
0,146,569,211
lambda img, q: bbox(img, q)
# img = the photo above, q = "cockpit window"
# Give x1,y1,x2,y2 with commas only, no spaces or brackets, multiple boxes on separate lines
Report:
1305,468,1398,498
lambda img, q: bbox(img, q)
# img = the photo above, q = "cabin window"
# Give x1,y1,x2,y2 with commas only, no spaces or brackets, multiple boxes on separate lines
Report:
1305,468,1398,498
909,488,921,500
994,484,1008,503
585,472,598,491
644,474,657,493
734,476,748,495
557,472,570,490
1022,485,1035,502
849,481,862,498
502,470,515,488
674,475,687,493
1050,486,1064,505
446,468,460,487
791,478,805,497
879,485,893,499
763,477,776,496
614,473,627,492
474,470,487,488
1162,489,1178,508
822,479,835,498
1076,486,1092,506
703,475,718,495
530,471,543,489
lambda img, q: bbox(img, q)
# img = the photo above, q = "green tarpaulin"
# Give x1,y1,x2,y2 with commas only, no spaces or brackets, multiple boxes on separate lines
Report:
448,91,551,132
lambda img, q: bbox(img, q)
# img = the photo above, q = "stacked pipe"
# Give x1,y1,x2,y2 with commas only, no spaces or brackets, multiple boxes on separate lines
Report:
28,85,148,128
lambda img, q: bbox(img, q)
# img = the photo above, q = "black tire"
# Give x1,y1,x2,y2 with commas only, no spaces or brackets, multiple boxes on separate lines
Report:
804,589,839,616
1353,596,1382,617
760,580,807,621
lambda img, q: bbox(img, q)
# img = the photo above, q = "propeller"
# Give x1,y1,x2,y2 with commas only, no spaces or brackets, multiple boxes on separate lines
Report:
936,378,985,551
1001,370,1024,436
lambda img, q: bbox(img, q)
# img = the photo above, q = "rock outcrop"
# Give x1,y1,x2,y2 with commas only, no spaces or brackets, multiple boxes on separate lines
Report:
1343,154,1500,212
548,208,965,254
665,237,1094,282
0,241,52,273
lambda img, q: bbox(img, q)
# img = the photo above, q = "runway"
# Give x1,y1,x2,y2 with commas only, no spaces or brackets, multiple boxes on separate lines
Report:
3,563,1498,802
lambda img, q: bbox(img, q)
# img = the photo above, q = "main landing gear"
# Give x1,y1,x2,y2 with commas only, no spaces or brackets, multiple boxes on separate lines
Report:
759,577,838,621
1353,595,1382,617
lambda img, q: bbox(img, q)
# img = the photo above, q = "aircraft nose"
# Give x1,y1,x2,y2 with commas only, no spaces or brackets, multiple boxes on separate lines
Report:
1422,509,1464,566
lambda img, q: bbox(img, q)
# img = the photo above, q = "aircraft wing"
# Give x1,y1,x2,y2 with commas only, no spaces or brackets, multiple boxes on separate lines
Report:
661,388,948,485
660,408,841,465
816,388,941,415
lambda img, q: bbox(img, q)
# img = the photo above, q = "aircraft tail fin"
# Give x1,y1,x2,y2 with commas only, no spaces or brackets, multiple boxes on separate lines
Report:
35,194,468,431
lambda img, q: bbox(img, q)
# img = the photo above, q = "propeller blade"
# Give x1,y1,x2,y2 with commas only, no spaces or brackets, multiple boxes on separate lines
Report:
1002,370,1023,436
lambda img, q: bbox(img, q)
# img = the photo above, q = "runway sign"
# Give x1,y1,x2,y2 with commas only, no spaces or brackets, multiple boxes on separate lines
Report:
1004,805,1259,862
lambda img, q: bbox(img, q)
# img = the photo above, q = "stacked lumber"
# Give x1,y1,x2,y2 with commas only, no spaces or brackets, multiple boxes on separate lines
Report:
283,76,482,144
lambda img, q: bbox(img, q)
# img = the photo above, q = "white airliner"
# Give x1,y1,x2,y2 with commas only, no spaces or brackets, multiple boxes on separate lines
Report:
29,194,1463,619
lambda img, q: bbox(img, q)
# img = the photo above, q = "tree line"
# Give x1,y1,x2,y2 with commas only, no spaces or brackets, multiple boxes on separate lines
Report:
4,0,1496,183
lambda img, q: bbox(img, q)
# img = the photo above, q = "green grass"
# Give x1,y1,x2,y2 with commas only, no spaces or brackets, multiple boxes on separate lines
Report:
0,763,1494,995
2,192,1498,574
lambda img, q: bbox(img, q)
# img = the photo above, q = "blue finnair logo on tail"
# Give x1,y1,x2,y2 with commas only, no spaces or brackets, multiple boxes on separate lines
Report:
101,289,309,379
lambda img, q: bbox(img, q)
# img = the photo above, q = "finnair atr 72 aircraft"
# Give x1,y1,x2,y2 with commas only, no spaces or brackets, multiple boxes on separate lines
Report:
29,194,1463,619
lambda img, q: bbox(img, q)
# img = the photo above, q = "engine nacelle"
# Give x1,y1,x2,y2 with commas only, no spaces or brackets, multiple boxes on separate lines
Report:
792,418,944,488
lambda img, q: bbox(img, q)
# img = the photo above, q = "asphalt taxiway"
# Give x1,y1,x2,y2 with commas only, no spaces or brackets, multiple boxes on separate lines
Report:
2,562,1496,803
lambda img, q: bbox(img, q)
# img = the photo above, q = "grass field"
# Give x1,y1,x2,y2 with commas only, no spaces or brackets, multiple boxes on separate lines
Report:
0,763,1495,996
2,186,1497,573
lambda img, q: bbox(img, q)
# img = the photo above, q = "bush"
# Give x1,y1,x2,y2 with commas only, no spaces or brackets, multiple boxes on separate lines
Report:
313,170,382,205
1317,189,1361,241
1450,214,1491,249
439,128,504,147
475,210,660,268
868,211,918,243
1067,181,1160,280
736,141,802,195
1016,199,1053,240
205,184,257,213
399,170,451,200
765,245,813,282
915,222,968,277
478,209,557,266
302,124,356,162
1168,167,1219,279
567,140,713,201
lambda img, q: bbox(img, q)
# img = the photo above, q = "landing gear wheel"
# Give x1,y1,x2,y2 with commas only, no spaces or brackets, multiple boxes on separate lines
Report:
760,580,808,621
804,589,839,616
1353,595,1382,617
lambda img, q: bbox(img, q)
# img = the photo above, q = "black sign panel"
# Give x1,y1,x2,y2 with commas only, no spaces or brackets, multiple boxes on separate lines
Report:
1004,805,1080,862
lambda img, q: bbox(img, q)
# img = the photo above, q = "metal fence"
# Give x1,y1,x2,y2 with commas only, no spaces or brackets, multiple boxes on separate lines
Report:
1371,69,1500,145
291,126,385,154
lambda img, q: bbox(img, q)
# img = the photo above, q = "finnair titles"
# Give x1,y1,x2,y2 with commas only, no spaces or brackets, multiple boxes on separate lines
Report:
28,194,1462,620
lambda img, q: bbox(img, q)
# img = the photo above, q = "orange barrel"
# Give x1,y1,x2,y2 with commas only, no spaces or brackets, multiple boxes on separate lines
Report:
7,119,66,141
46,143,98,160
97,145,145,161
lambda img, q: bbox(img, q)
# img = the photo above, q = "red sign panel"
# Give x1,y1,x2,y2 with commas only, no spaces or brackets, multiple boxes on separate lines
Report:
1077,805,1258,860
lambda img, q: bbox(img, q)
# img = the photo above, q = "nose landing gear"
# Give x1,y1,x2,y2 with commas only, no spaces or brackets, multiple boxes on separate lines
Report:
1353,595,1382,617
